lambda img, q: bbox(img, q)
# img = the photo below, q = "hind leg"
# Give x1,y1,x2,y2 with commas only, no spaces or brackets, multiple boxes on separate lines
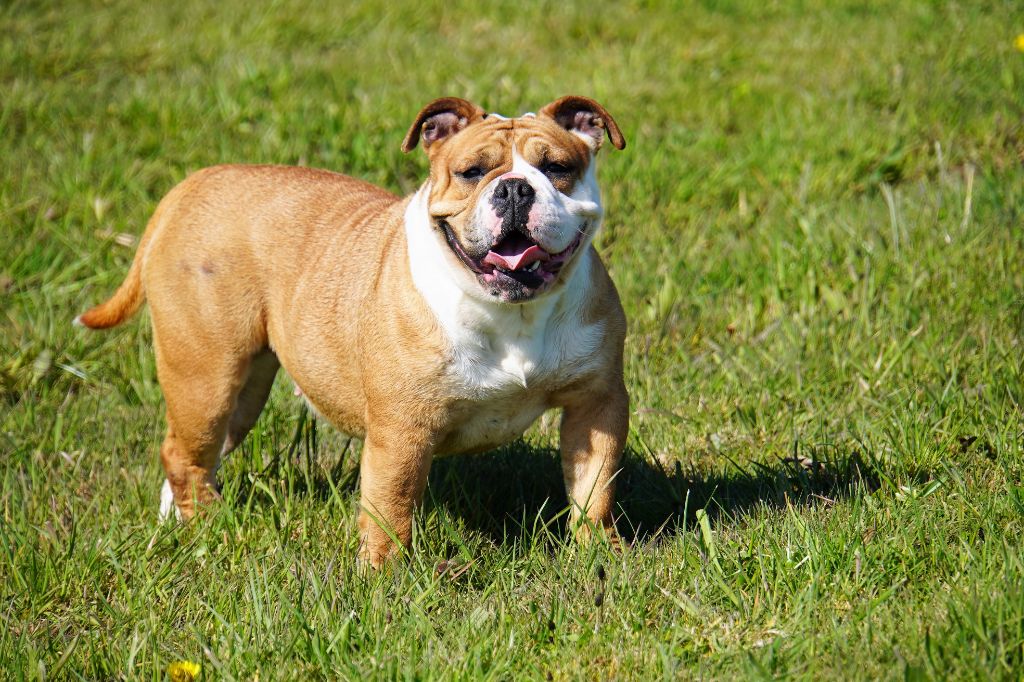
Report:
152,306,267,519
157,359,246,519
221,350,279,456
158,350,278,520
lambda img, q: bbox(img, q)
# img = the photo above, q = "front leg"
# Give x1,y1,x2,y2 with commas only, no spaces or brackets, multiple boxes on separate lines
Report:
559,379,629,543
357,428,434,568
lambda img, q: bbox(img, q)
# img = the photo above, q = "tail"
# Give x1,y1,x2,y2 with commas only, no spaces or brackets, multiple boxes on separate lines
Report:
76,212,159,330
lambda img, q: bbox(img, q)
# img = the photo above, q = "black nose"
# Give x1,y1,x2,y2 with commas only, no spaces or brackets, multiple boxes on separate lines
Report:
491,178,535,231
493,177,534,202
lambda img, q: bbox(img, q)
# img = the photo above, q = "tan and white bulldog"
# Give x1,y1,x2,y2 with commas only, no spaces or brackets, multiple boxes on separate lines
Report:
77,95,629,566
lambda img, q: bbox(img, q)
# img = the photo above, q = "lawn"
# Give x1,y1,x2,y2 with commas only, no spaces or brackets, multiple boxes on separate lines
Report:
2,0,1024,679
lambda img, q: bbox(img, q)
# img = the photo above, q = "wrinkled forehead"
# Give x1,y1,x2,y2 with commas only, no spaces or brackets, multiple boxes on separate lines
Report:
434,115,593,165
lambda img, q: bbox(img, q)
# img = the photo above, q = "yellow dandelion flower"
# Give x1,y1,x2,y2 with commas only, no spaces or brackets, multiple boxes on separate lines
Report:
167,660,202,682
1015,33,1024,52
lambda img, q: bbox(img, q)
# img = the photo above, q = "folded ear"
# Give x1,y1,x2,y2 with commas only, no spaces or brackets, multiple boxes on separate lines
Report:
538,95,626,151
401,97,485,153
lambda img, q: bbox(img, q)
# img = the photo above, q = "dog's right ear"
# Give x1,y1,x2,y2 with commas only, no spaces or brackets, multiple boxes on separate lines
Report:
401,97,485,154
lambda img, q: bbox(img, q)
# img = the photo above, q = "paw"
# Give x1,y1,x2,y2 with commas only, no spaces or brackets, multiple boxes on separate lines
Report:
572,517,622,550
356,528,407,570
158,479,183,522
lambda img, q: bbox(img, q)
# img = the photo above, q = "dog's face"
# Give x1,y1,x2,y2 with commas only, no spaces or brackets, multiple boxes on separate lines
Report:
403,96,625,303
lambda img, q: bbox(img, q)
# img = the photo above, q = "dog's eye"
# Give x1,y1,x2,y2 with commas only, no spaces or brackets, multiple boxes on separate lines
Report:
456,166,485,181
542,162,572,176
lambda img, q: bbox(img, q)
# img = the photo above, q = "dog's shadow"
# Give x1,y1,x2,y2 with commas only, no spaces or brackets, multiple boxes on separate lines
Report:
235,409,890,545
425,440,885,544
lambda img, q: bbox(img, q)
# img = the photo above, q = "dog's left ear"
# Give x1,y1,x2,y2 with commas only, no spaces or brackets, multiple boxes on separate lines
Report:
539,95,626,151
401,97,485,154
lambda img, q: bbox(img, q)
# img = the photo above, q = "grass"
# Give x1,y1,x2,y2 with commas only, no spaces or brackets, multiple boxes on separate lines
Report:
2,0,1024,678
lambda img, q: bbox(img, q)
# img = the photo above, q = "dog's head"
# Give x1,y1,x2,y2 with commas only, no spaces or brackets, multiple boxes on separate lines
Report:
403,96,625,303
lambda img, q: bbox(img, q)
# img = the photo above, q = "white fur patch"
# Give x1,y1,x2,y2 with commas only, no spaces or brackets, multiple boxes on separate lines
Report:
158,478,181,521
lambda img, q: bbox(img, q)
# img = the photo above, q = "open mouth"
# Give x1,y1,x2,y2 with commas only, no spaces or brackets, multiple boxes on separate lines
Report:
440,223,587,295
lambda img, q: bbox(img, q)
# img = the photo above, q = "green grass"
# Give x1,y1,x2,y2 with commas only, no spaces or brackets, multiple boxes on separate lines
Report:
3,0,1024,678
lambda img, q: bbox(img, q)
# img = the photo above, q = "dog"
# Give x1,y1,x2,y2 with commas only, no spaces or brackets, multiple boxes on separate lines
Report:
77,95,628,567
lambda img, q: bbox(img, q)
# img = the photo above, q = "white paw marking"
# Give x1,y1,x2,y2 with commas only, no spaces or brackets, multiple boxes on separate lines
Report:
158,479,181,521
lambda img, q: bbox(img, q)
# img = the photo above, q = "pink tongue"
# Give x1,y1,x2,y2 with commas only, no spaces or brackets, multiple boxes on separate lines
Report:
482,244,549,271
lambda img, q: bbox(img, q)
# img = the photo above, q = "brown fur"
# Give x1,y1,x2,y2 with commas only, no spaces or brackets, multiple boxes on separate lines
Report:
79,96,629,566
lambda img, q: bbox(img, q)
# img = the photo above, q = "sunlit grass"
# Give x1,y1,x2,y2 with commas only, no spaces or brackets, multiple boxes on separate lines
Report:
2,0,1023,678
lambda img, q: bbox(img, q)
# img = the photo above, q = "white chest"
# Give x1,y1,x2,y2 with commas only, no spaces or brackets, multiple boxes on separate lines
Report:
451,316,575,392
438,295,605,455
